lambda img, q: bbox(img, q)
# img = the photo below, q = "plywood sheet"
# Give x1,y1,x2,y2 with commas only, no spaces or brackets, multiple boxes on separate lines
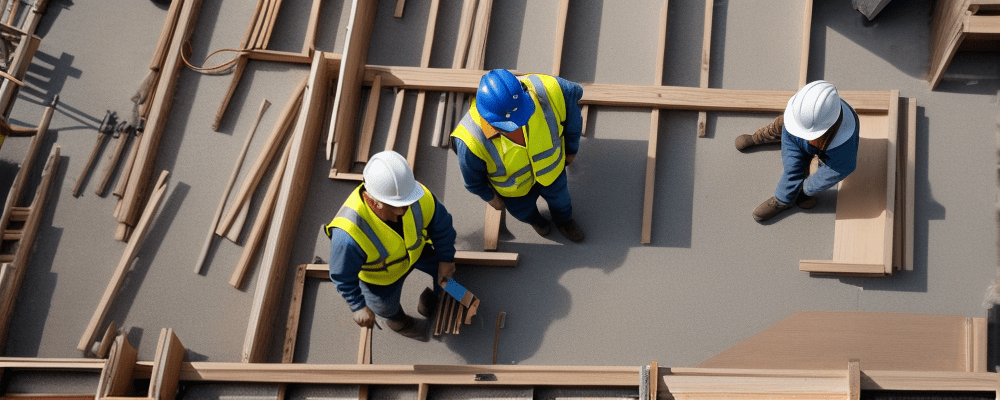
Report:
698,311,983,372
830,114,888,265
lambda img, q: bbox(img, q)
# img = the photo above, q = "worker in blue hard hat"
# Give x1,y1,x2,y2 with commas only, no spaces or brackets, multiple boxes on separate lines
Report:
736,80,860,222
451,69,585,242
325,150,457,340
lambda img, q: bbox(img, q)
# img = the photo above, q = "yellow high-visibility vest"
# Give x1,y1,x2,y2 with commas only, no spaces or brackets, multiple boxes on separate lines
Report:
451,74,568,198
324,183,436,285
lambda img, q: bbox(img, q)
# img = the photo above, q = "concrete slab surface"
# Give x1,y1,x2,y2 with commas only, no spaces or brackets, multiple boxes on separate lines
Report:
0,0,996,391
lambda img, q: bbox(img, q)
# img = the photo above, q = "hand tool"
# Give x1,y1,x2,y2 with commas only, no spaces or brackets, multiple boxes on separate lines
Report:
73,111,116,197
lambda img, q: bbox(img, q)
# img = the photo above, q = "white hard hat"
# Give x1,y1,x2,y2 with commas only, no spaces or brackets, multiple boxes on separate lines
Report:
363,151,424,207
783,80,842,140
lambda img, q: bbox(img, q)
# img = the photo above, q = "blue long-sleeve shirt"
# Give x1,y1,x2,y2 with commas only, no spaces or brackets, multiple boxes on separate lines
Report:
328,192,456,312
776,101,860,203
453,75,584,202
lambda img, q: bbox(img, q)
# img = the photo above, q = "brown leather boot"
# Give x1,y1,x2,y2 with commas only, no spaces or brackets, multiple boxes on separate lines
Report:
752,196,792,222
556,219,585,243
417,288,438,318
387,314,428,341
735,115,784,152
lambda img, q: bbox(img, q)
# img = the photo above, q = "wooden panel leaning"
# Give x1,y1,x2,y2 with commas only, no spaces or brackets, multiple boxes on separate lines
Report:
95,334,138,397
147,328,185,400
800,91,907,276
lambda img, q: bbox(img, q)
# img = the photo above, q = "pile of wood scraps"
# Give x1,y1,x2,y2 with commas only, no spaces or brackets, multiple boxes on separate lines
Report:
434,278,479,336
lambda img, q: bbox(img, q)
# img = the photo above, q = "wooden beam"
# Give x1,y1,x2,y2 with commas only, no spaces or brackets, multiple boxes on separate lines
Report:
903,98,916,270
362,66,894,113
798,261,886,276
799,0,813,88
696,0,713,138
212,54,249,131
357,326,372,364
384,89,406,152
0,96,55,247
231,135,292,290
118,0,201,233
483,205,501,251
0,146,59,350
242,51,328,363
147,328,185,400
216,77,305,237
282,263,307,364
301,0,323,54
96,321,117,358
552,0,570,76
357,74,383,163
95,335,137,397
882,91,899,275
847,360,860,400
328,0,378,171
406,0,441,168
78,170,170,352
148,0,184,71
642,0,669,245
95,124,132,197
394,0,405,18
196,98,270,274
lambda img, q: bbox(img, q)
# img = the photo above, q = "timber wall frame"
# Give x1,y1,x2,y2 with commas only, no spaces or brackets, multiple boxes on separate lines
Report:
2,355,999,399
928,0,1000,90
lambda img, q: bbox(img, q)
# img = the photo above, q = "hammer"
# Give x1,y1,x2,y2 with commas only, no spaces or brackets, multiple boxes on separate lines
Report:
72,110,116,197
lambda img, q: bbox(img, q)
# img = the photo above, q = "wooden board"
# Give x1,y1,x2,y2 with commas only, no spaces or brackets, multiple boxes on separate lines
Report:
698,311,987,372
95,335,137,397
148,328,185,400
362,66,894,113
696,0,713,138
551,0,569,76
483,205,501,251
641,0,669,245
242,51,328,363
357,74,383,163
328,0,378,171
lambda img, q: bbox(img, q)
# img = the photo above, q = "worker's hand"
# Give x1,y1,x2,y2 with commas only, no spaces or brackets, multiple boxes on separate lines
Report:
353,306,375,328
438,261,456,288
487,193,505,211
566,153,576,166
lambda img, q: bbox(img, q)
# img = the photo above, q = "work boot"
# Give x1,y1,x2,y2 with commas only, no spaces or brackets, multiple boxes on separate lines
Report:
417,287,438,318
387,314,428,341
529,220,551,237
735,115,784,152
796,193,818,209
752,196,792,222
556,219,585,243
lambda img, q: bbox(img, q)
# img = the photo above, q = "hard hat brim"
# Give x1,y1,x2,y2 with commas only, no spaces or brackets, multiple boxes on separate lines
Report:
375,182,424,208
783,100,842,141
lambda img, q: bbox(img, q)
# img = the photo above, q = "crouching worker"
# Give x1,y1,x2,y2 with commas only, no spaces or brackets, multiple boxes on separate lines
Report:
736,80,860,222
325,150,456,340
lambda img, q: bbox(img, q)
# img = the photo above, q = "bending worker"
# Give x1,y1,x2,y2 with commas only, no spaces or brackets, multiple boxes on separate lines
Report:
325,150,456,340
735,80,859,222
450,69,585,242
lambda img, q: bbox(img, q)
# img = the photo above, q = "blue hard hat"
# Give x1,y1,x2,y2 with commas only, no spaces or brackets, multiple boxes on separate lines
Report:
476,69,535,132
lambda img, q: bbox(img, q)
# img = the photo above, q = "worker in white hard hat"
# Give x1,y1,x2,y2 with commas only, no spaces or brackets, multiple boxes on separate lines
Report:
324,150,457,340
450,69,586,242
735,80,859,222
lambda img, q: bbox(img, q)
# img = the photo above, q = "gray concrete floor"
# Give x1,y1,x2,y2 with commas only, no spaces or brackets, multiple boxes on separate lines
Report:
0,0,996,379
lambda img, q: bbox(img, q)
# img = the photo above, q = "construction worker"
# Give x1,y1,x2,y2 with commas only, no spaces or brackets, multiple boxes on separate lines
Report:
450,69,585,242
325,150,456,340
736,80,859,222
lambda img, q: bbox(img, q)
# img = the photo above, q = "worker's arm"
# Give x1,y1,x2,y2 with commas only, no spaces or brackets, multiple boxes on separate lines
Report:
426,193,457,263
328,229,368,312
555,76,583,156
452,138,497,203
802,130,859,196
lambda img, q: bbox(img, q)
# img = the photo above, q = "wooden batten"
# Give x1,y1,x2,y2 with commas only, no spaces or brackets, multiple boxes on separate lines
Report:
147,328,185,400
799,0,813,88
483,205,501,251
216,78,305,237
95,335,138,397
696,0,713,138
642,0,669,245
328,0,378,172
356,74,383,163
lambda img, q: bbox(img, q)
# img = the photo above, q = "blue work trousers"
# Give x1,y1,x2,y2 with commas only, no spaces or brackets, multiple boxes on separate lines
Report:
358,246,440,322
501,170,573,225
774,128,858,204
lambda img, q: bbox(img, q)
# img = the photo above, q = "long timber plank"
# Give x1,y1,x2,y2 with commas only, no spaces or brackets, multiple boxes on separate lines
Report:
362,66,892,113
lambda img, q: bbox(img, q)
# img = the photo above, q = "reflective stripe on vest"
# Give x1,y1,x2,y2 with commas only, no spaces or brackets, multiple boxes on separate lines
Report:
527,75,562,163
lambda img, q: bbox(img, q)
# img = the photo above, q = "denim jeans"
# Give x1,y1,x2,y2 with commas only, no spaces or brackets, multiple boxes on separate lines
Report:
358,246,440,322
774,127,858,204
501,170,573,225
